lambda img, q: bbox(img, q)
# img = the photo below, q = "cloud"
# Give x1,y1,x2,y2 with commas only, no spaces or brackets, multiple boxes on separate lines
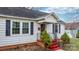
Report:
46,7,79,22
33,7,79,22
41,7,79,14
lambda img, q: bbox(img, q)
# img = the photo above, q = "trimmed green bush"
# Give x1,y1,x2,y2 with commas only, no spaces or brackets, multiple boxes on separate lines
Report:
40,30,52,47
76,30,79,38
61,32,70,44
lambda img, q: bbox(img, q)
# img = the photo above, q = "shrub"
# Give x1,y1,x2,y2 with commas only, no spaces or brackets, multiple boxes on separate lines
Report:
40,30,52,47
76,30,79,38
61,32,70,44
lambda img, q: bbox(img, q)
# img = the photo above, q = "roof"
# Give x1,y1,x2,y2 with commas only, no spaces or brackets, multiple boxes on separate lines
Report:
58,20,65,24
0,7,48,18
65,22,79,30
0,7,64,22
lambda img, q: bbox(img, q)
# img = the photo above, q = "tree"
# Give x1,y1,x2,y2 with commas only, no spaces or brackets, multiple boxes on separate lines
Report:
61,32,70,44
40,30,52,47
76,30,79,38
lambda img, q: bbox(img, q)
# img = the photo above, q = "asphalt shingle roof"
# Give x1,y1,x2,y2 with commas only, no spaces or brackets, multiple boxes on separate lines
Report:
0,7,48,18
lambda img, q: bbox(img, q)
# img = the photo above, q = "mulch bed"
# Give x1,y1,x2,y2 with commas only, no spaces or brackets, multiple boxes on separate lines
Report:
1,42,49,51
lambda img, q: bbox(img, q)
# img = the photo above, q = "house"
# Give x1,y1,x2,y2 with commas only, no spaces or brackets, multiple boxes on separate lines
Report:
0,7,65,47
65,22,79,38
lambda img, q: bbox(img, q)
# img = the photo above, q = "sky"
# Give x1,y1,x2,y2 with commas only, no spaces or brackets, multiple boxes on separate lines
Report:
33,7,79,22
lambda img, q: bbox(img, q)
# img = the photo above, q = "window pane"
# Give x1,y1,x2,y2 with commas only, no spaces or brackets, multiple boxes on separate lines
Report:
12,22,20,34
22,22,29,34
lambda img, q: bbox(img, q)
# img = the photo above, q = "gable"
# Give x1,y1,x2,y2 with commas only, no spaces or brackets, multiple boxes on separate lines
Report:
45,15,58,23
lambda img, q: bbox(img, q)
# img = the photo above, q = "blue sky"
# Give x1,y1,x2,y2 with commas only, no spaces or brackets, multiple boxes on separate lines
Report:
33,7,79,22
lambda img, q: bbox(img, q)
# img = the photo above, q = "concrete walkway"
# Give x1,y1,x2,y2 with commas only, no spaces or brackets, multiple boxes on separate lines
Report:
55,49,64,51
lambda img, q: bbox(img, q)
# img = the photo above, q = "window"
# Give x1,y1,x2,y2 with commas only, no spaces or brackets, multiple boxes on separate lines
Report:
12,22,20,34
22,22,29,34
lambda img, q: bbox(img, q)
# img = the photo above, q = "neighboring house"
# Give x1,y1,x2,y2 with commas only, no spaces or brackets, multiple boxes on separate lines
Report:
0,7,65,47
65,22,79,38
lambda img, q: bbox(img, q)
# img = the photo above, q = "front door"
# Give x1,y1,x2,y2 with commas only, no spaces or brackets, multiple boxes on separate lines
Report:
40,24,46,32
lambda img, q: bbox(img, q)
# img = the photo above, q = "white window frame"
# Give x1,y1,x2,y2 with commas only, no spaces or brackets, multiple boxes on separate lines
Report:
22,22,29,34
12,21,20,34
11,20,30,36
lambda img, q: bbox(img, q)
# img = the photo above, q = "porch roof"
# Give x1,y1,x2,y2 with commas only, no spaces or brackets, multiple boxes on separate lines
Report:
37,19,57,24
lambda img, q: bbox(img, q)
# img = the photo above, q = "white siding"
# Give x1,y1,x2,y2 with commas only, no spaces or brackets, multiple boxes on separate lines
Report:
45,15,57,23
0,35,37,46
0,17,38,46
0,18,6,36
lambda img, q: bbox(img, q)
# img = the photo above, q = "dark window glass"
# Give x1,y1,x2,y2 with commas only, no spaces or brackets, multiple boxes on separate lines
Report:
12,22,20,34
22,23,29,34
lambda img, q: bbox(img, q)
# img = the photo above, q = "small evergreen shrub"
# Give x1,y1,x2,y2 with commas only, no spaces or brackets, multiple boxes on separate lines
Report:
61,32,70,44
76,30,79,38
40,30,52,47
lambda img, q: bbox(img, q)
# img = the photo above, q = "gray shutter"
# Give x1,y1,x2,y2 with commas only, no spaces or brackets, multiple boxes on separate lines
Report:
55,23,58,33
52,24,54,34
6,20,10,36
59,24,61,33
30,22,34,35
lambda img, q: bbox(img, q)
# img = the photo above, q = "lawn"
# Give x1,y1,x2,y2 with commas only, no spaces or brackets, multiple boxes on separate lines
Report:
63,38,79,51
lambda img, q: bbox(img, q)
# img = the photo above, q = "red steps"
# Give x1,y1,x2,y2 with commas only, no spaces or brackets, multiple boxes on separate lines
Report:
48,39,61,51
37,39,62,51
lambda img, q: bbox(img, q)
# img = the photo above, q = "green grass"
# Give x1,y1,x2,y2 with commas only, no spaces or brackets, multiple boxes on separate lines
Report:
70,38,79,50
64,38,79,51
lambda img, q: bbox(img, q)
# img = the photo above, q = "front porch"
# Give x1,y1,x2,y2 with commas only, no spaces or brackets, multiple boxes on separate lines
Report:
37,22,61,40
